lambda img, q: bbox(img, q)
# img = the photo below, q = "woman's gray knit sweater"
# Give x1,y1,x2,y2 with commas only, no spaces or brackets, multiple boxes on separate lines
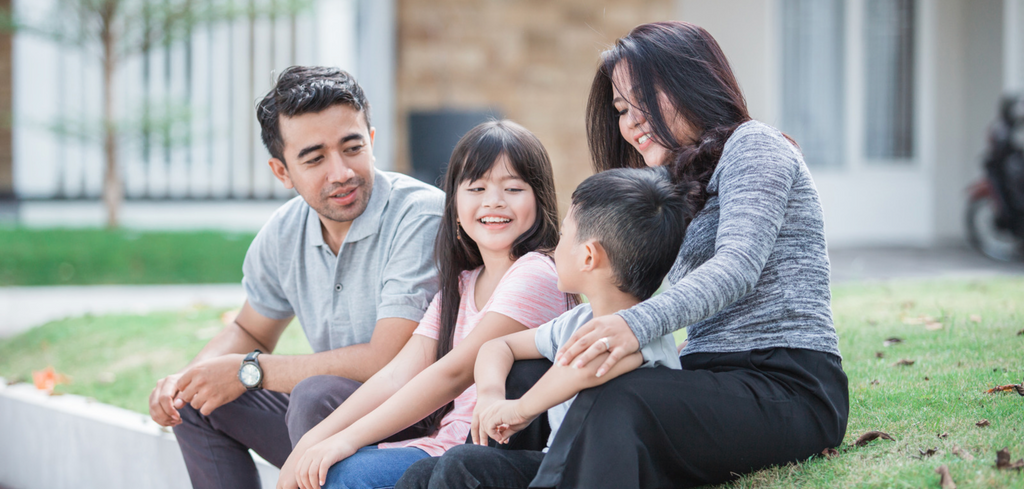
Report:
618,120,842,359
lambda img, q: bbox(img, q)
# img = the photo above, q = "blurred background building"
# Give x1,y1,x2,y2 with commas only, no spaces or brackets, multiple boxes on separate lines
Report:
2,0,1023,247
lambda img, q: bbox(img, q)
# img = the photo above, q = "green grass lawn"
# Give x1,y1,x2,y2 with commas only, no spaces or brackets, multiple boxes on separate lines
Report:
1,277,1022,487
0,226,256,286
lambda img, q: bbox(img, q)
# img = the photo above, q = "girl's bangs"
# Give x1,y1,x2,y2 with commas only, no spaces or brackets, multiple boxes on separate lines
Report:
456,128,527,184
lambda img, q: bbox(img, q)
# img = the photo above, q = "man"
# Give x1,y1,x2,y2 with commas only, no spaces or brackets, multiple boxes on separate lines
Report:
147,66,444,489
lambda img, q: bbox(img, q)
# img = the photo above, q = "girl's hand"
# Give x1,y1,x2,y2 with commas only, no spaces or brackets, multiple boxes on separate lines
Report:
555,314,640,377
276,451,301,489
295,434,358,489
477,399,535,445
471,391,505,445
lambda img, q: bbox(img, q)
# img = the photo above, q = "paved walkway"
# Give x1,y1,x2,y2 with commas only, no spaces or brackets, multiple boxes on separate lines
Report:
1,246,1022,338
0,284,244,338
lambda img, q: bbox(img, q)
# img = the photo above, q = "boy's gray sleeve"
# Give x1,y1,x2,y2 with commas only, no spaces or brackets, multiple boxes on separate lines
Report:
242,224,294,320
618,128,798,347
534,319,561,362
377,208,443,322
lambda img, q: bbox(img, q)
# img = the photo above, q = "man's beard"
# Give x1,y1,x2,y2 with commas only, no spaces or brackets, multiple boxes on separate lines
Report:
312,176,371,223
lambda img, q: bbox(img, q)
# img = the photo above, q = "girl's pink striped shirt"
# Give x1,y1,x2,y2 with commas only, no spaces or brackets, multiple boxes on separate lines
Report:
378,252,568,456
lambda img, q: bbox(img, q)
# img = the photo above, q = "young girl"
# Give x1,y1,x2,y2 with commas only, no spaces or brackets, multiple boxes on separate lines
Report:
276,120,572,489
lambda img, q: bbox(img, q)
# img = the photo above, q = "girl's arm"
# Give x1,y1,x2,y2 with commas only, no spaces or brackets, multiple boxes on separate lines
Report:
292,312,531,489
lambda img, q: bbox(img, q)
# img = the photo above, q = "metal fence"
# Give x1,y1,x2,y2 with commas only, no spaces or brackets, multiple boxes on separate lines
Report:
13,0,352,201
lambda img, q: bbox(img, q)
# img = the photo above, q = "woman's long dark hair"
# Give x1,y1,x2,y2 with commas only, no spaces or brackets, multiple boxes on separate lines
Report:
586,21,752,213
422,119,568,433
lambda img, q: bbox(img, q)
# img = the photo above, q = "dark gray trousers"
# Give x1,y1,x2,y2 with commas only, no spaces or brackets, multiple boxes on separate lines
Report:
173,375,432,489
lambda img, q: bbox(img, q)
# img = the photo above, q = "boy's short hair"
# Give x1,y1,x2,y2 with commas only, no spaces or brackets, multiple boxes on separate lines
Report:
256,66,370,165
570,167,694,300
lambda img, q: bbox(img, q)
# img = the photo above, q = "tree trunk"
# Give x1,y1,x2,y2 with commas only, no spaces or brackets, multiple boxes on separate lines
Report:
101,13,120,228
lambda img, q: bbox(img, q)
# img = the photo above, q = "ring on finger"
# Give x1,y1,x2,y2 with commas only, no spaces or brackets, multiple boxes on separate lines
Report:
599,337,611,351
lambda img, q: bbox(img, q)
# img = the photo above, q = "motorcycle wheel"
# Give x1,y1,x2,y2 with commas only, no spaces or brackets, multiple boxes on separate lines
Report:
965,193,1024,261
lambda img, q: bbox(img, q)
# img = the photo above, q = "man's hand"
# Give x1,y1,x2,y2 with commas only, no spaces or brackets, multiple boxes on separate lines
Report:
475,399,536,446
149,373,184,426
276,450,302,489
173,354,247,416
295,433,359,489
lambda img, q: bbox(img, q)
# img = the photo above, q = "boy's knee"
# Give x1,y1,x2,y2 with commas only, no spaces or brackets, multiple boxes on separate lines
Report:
285,375,360,445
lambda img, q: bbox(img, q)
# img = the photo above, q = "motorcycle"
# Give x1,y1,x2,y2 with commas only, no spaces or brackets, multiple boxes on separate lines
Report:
966,95,1024,261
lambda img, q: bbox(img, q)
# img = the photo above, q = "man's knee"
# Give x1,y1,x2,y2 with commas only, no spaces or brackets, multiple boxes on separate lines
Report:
285,375,361,445
394,456,439,489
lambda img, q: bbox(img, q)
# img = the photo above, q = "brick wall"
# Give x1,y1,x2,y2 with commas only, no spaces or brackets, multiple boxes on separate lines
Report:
395,0,675,211
0,0,12,199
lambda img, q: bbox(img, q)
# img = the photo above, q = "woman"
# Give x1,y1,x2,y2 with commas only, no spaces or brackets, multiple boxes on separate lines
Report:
402,21,848,489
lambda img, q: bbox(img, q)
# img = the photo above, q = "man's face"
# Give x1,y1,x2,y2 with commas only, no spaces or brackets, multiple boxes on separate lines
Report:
271,104,376,224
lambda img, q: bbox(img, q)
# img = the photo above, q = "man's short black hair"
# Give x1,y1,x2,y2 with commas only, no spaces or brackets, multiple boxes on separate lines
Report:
570,167,695,300
256,66,371,165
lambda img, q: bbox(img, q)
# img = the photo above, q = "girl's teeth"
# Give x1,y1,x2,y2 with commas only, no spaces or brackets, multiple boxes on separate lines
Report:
480,217,510,223
638,134,650,145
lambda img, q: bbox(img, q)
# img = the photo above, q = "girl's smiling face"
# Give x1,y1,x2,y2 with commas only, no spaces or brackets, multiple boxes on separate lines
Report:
456,155,537,258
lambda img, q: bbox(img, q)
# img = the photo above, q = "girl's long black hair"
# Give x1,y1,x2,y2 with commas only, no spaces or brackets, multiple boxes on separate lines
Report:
422,119,572,433
586,21,754,214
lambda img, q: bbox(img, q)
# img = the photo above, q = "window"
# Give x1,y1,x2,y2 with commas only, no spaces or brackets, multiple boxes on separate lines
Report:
863,0,915,160
780,0,846,168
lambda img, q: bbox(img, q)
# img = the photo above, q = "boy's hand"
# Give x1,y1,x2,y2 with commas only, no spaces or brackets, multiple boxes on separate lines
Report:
476,399,536,445
294,433,358,489
470,391,505,445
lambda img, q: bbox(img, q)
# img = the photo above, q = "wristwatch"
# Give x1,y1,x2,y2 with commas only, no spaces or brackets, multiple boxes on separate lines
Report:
238,349,264,390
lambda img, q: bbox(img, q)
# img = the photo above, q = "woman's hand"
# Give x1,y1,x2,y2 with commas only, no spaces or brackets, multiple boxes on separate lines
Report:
294,433,358,489
476,399,536,445
555,314,640,377
276,449,301,489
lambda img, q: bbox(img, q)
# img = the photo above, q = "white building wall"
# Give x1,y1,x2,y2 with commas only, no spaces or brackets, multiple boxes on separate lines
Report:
677,0,1004,248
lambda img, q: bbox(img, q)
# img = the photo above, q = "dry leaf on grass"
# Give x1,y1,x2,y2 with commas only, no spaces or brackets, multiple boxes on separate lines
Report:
31,366,70,395
854,430,896,447
1017,328,1024,336
976,419,991,427
937,432,949,439
820,447,838,459
952,445,974,461
883,337,903,347
893,359,915,367
870,379,880,385
875,351,885,359
985,382,1024,396
935,465,956,489
969,314,982,323
918,447,938,458
995,448,1024,471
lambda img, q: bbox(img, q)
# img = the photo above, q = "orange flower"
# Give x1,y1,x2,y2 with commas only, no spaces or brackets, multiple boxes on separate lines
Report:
32,366,69,394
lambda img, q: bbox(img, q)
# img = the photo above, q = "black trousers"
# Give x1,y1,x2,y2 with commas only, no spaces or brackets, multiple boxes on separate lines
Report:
401,348,848,489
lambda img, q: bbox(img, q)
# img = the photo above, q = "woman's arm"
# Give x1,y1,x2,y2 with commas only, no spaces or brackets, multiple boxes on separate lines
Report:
559,126,800,371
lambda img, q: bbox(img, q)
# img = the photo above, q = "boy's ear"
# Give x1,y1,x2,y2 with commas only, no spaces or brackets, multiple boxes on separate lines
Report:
269,157,294,189
581,240,602,272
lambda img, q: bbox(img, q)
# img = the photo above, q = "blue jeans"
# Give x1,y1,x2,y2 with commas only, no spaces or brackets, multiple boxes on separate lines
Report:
322,446,431,489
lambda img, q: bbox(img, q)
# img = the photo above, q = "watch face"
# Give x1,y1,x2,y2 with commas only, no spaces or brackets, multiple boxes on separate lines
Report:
239,363,261,387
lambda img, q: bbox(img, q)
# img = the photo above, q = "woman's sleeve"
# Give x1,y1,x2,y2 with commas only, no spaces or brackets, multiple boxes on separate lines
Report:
617,128,799,347
488,254,567,329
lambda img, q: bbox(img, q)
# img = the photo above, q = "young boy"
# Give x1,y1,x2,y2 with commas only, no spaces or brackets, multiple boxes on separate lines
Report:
411,167,692,488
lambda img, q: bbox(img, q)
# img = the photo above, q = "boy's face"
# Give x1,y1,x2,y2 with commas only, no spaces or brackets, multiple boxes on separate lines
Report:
554,207,586,294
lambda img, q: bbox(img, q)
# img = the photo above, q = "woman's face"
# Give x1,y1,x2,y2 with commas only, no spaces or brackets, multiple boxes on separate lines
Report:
455,155,537,257
611,62,698,167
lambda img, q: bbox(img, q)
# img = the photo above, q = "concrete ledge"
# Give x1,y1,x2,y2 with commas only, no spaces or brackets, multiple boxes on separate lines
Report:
0,380,278,489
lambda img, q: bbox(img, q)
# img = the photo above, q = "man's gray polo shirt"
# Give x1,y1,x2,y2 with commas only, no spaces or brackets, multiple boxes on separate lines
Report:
242,170,444,353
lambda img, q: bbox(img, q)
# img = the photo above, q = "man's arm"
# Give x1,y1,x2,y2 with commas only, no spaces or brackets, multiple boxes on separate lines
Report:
151,302,417,424
149,301,291,426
